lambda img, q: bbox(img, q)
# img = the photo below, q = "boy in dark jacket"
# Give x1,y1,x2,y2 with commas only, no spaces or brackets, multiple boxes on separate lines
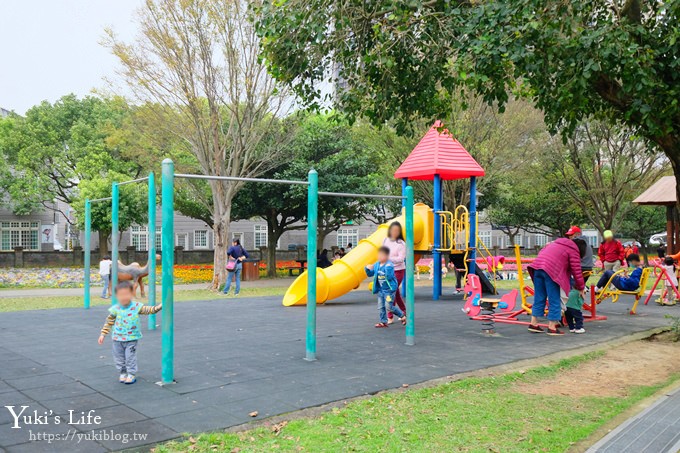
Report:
365,246,406,328
595,254,644,292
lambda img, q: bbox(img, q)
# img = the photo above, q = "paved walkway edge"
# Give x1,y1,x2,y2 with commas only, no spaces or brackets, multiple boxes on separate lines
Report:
585,381,680,453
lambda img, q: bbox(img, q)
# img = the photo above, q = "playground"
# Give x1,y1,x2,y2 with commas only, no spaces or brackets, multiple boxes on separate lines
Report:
2,123,680,452
0,288,676,451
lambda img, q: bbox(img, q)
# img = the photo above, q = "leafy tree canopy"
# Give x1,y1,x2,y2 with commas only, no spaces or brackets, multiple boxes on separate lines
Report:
257,0,680,199
0,94,142,216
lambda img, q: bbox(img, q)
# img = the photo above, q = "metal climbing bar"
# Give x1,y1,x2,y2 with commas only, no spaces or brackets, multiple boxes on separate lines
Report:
117,177,150,186
318,191,404,199
174,173,309,186
89,197,112,203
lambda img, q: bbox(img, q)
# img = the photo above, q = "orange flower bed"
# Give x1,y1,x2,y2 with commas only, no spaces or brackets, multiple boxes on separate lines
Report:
174,261,307,283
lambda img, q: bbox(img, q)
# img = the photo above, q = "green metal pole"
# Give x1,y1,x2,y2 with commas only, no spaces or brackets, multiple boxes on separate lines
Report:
148,172,157,330
405,186,415,345
84,200,91,309
305,169,318,361
161,159,175,383
111,182,120,305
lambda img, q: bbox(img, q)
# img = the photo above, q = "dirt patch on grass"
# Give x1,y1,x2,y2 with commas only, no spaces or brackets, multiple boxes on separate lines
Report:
515,333,680,398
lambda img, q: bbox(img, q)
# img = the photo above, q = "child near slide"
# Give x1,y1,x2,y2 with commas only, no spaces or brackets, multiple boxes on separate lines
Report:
98,281,162,384
365,246,406,328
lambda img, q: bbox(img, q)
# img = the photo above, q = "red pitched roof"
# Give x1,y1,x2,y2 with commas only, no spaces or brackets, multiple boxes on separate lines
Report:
394,121,485,181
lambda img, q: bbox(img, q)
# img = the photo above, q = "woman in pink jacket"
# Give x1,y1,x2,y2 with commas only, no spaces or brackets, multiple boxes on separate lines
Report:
527,238,585,335
383,222,407,323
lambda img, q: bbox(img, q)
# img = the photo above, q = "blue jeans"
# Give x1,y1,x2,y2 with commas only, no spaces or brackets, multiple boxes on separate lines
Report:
378,291,404,324
597,270,622,289
101,274,110,297
223,263,242,294
531,269,562,321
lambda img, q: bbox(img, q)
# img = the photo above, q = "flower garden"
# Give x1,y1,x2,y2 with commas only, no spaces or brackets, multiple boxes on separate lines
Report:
0,261,310,288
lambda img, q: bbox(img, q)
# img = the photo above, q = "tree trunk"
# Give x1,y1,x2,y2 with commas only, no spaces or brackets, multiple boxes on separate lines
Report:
98,231,110,255
266,231,280,278
668,152,680,255
211,196,233,290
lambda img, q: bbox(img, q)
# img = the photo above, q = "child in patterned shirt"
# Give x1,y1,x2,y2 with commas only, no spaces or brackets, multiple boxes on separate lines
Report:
98,281,162,384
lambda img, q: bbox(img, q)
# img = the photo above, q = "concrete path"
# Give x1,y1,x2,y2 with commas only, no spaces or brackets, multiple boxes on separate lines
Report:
587,386,680,453
0,288,673,452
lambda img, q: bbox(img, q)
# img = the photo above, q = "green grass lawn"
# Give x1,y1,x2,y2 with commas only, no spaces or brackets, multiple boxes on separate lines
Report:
0,286,288,312
154,352,678,453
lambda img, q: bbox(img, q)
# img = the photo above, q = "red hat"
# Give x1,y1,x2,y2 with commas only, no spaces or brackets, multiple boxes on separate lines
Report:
565,226,582,236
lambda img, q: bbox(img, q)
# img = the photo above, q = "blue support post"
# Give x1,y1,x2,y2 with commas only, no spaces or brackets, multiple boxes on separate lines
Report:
469,176,477,275
433,174,442,300
83,200,91,309
305,169,318,361
401,177,408,295
161,160,175,384
147,172,157,330
405,186,415,345
111,182,120,305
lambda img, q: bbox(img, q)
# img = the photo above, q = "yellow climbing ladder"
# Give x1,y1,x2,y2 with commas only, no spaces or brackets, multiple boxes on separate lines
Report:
437,205,470,277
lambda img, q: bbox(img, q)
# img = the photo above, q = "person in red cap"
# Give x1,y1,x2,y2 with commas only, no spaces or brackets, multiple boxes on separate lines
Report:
566,226,594,273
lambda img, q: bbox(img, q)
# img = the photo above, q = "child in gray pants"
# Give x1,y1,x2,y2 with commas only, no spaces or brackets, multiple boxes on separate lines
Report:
98,281,162,384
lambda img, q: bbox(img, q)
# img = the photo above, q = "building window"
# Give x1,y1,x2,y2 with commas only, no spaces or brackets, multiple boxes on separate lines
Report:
583,234,599,247
478,230,492,248
130,225,148,251
154,226,162,251
496,235,505,249
254,225,268,248
176,233,188,250
515,234,523,247
1,221,40,251
535,234,548,247
337,228,358,248
232,232,244,244
194,230,208,249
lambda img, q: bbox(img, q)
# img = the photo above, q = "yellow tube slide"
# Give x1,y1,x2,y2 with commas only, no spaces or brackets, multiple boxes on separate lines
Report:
282,203,433,306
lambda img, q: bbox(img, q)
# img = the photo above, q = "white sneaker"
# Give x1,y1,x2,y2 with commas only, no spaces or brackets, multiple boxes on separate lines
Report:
119,373,127,383
125,374,137,384
569,329,575,333
574,328,586,334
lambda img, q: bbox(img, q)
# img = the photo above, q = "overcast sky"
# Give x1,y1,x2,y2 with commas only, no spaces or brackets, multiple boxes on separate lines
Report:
0,0,142,114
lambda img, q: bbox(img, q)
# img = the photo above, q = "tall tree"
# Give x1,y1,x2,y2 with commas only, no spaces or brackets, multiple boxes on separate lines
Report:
106,0,289,288
0,95,141,219
550,121,668,233
232,114,395,276
257,0,680,207
71,175,148,255
619,204,667,263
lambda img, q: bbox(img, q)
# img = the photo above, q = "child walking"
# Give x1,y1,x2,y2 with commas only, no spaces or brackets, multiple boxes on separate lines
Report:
99,255,112,298
365,246,406,328
98,281,162,384
565,289,585,334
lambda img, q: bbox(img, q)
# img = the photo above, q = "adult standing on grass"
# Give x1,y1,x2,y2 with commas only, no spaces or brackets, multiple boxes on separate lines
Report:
598,230,625,272
223,239,248,297
99,255,112,298
527,238,585,336
383,222,407,324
